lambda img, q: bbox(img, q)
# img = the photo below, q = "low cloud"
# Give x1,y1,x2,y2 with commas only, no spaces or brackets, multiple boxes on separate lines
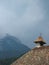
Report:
0,0,48,48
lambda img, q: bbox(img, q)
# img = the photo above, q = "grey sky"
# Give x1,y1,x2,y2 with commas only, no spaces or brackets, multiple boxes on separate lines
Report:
0,0,49,48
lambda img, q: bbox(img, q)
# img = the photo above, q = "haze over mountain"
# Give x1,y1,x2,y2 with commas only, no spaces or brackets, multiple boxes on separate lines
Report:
0,34,30,59
0,0,49,48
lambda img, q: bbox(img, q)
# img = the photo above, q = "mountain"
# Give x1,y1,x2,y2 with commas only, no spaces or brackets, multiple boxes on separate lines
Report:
0,34,30,59
11,46,49,65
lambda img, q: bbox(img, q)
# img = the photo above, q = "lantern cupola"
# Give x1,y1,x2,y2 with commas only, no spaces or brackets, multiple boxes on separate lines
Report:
34,34,46,47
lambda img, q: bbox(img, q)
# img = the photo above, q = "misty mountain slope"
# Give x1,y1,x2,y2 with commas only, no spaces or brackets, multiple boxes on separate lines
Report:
0,34,30,59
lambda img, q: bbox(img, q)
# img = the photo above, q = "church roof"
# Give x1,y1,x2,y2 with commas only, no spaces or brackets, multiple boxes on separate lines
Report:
11,46,49,65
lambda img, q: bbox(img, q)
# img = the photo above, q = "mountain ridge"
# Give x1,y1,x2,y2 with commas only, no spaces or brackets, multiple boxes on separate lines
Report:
0,34,30,59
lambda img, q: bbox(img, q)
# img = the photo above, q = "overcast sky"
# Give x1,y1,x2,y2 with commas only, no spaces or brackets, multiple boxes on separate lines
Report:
0,0,49,48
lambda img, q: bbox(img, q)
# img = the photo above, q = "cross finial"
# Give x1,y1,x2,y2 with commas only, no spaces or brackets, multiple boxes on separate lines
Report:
40,33,42,37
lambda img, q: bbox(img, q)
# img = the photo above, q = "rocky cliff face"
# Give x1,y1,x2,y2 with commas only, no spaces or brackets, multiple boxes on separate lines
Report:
11,46,49,65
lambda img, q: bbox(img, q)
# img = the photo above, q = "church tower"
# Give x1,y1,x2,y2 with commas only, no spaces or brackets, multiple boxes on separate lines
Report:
34,34,46,47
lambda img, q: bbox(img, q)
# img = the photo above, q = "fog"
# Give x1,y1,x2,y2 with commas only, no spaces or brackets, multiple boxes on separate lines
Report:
0,0,49,48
